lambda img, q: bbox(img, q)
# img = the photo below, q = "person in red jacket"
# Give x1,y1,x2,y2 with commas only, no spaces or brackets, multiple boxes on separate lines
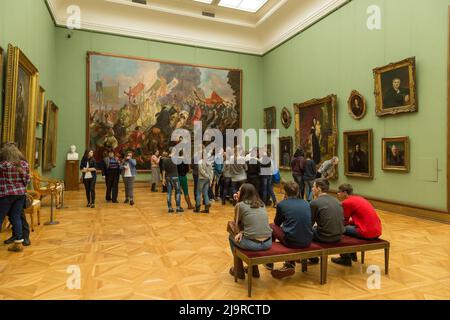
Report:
332,183,382,266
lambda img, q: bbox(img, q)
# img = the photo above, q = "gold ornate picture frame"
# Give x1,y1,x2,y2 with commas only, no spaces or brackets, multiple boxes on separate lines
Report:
294,94,338,169
279,136,293,170
344,129,373,179
43,100,59,171
281,107,292,129
374,57,417,117
37,86,45,125
382,136,410,172
348,90,366,120
2,44,39,168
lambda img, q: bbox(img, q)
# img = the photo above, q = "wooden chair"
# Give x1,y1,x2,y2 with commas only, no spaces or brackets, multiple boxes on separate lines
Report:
31,171,64,209
25,192,41,232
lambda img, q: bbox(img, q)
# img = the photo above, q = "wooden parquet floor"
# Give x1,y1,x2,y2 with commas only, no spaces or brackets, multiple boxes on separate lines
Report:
0,183,450,300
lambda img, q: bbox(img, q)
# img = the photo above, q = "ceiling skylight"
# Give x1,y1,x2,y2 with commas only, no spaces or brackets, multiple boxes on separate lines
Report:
193,0,214,4
218,0,270,13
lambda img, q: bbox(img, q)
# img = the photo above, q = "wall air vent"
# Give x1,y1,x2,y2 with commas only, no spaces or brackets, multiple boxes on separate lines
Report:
132,0,147,4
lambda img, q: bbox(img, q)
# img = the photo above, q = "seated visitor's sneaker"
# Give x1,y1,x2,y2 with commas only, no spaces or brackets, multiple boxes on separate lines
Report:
331,256,352,267
271,263,295,279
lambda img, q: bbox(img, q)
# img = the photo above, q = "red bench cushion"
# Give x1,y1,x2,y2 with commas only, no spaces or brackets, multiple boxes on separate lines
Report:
315,235,388,248
237,236,388,259
238,242,323,259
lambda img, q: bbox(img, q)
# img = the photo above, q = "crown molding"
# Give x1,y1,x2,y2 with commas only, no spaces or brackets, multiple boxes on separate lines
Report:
53,16,263,54
47,0,351,56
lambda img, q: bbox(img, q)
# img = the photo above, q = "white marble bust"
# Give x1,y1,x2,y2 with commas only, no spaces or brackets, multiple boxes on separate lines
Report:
67,145,79,160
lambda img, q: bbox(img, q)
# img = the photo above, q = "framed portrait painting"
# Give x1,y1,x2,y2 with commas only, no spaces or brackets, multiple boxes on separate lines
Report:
279,137,293,170
2,44,39,168
264,106,276,130
36,86,45,124
344,129,373,179
294,95,338,168
348,90,366,120
382,137,410,172
34,137,42,169
374,57,417,117
43,100,59,171
281,107,292,129
87,52,242,172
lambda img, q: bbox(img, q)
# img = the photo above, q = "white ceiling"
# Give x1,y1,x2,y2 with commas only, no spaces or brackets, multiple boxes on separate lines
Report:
46,0,350,55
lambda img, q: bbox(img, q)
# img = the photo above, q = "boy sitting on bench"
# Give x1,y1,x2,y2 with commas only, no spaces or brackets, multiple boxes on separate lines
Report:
332,184,383,266
268,182,314,279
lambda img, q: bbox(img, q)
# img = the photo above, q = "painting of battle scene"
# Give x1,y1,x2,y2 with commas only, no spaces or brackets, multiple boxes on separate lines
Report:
87,52,242,170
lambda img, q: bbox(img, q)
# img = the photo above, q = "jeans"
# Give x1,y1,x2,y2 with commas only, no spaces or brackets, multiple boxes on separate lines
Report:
105,172,120,201
196,178,210,207
123,176,135,201
247,176,260,195
193,174,199,199
10,210,30,241
304,179,314,202
214,173,223,198
166,177,181,209
222,177,232,201
345,225,379,240
83,178,96,204
260,176,277,204
229,235,272,253
293,174,305,199
0,195,25,241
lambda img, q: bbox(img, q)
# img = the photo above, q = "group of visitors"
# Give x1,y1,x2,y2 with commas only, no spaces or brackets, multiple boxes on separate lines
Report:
150,145,280,214
291,148,339,201
80,149,137,208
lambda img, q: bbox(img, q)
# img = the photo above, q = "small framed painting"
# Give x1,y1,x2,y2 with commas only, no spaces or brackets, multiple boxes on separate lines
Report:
382,137,410,172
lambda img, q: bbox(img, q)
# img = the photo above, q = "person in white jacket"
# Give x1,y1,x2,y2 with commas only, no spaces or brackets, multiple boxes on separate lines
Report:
195,148,214,214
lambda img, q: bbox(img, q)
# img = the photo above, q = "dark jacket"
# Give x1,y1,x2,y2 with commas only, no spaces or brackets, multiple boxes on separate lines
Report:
80,157,97,180
291,156,306,176
303,159,317,181
102,156,121,176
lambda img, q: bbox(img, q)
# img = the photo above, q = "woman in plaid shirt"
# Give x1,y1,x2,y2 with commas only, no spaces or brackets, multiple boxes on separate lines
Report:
0,143,31,252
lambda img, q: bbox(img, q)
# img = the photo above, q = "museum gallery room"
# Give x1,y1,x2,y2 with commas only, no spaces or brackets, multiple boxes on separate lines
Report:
0,0,449,301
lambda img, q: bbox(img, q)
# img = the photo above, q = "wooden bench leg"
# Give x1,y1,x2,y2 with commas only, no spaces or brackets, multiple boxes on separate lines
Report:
233,252,238,283
385,246,390,275
301,259,308,273
320,255,328,285
248,263,253,298
361,251,365,265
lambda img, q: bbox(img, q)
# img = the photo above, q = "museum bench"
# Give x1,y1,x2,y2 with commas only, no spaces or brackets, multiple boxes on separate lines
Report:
233,235,390,298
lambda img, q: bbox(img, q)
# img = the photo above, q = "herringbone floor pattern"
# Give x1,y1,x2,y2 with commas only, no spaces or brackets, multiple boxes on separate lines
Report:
0,183,449,300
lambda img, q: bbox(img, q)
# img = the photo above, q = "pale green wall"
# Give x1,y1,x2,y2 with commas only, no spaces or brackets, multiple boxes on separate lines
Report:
263,0,449,211
0,0,56,175
53,27,263,180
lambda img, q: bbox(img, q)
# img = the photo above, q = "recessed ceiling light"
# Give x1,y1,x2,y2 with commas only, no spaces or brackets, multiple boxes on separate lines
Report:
218,0,269,13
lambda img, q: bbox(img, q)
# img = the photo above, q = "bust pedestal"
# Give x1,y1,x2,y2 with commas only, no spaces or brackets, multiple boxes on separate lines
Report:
65,160,80,191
